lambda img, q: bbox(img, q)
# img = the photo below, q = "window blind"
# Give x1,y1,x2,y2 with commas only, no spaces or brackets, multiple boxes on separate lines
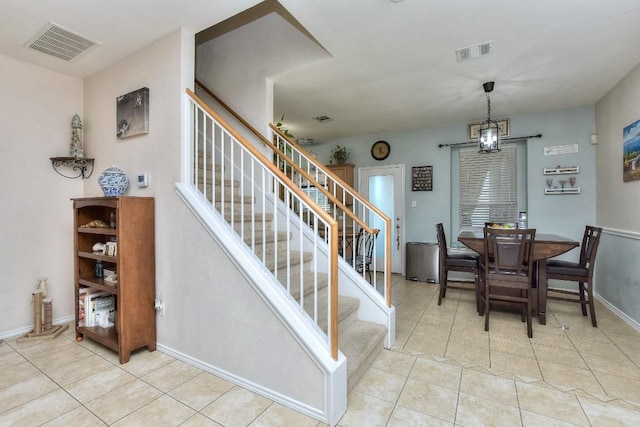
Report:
301,185,331,212
459,145,517,230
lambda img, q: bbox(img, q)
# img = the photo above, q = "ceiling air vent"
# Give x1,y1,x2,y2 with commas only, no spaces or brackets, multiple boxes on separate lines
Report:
455,41,493,62
313,115,334,123
24,22,99,62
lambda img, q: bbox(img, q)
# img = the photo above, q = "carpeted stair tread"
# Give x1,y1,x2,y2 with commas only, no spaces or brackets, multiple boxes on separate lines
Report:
340,320,388,393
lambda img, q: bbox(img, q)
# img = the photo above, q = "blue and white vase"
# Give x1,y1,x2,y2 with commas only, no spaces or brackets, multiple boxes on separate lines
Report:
98,165,129,196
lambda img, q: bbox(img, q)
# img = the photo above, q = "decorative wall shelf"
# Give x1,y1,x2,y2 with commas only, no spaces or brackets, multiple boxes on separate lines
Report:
545,187,580,195
543,166,579,175
50,157,95,179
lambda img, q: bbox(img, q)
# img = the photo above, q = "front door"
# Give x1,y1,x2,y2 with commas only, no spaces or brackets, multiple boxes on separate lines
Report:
359,164,405,274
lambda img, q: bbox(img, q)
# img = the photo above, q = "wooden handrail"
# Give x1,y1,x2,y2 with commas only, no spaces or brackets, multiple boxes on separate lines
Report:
269,124,391,226
187,88,340,359
194,80,392,306
195,79,374,235
268,146,375,234
186,89,336,230
196,79,389,233
195,79,266,143
271,125,394,305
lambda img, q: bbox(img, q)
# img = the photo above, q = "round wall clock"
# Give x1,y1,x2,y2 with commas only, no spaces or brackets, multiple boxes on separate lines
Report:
371,140,391,160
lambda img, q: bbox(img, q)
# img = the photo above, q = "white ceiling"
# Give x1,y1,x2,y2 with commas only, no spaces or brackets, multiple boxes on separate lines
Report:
3,0,640,144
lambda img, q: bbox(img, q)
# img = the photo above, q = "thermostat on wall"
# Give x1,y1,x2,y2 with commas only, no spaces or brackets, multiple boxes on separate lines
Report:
137,172,149,187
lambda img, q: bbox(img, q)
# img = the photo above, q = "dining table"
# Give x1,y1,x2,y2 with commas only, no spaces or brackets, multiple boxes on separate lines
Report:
458,231,579,325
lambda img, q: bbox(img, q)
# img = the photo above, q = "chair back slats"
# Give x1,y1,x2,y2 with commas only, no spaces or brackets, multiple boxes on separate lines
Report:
481,227,537,337
546,225,602,327
483,228,536,279
435,223,480,310
436,223,447,252
580,226,602,271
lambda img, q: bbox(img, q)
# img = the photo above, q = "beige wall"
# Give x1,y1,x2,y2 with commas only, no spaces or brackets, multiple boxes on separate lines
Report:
594,62,640,324
81,28,329,415
0,54,83,336
595,62,640,232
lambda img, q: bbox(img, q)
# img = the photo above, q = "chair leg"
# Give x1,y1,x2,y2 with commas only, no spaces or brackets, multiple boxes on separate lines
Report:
587,280,597,327
578,282,588,316
526,292,533,338
484,288,490,331
438,271,447,305
474,274,481,314
478,274,485,316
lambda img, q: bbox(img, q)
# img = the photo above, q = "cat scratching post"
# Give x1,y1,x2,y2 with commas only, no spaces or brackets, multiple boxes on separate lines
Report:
43,298,53,330
33,290,43,334
17,281,68,342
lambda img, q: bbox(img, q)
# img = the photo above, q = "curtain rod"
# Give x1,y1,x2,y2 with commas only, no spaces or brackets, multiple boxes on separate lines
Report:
438,133,543,148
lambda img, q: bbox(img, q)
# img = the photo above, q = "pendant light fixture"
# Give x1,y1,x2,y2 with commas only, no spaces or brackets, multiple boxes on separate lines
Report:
478,81,501,154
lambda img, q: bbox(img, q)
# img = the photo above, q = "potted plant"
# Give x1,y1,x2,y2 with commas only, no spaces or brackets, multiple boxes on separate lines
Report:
331,145,350,164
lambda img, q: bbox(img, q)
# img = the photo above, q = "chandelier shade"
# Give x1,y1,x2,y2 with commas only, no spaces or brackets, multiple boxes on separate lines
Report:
478,81,501,154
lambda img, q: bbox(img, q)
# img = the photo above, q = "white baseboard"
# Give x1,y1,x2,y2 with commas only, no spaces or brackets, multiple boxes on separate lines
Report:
595,293,640,333
0,315,75,340
156,343,328,424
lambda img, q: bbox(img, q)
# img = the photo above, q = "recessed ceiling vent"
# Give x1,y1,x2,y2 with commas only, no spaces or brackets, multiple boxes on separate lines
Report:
24,22,99,62
455,41,493,62
313,115,334,123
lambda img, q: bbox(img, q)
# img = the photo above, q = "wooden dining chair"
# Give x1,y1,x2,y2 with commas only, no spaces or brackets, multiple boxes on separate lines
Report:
435,223,480,311
546,225,602,327
480,227,536,338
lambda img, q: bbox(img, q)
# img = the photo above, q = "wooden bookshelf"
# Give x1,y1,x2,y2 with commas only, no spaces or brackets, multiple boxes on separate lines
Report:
72,196,156,363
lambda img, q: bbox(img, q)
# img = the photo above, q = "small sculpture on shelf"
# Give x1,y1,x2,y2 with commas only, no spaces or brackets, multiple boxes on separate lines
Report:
50,113,95,179
70,114,85,158
569,177,576,187
80,219,109,228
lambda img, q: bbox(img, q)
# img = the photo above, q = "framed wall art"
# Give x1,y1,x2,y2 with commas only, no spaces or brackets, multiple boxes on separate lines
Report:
623,118,640,182
467,118,510,141
116,87,149,139
412,165,433,191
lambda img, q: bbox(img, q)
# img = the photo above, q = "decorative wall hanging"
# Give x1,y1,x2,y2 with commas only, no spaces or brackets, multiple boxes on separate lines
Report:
623,118,640,182
468,118,510,141
116,87,149,138
412,165,433,191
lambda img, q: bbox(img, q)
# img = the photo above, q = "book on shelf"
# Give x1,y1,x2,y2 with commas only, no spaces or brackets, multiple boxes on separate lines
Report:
78,288,116,328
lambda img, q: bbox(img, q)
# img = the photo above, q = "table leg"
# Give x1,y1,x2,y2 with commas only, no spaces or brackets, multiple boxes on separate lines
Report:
537,259,548,325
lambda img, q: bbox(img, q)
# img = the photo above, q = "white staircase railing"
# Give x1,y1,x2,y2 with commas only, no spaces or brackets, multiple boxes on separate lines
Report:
270,125,393,308
183,89,340,360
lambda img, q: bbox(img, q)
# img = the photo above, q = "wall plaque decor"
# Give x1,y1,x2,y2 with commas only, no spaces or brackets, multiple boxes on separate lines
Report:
116,87,149,139
468,118,510,141
412,165,433,191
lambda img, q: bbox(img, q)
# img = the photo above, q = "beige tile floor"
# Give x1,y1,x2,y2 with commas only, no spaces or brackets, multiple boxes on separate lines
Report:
2,276,640,426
